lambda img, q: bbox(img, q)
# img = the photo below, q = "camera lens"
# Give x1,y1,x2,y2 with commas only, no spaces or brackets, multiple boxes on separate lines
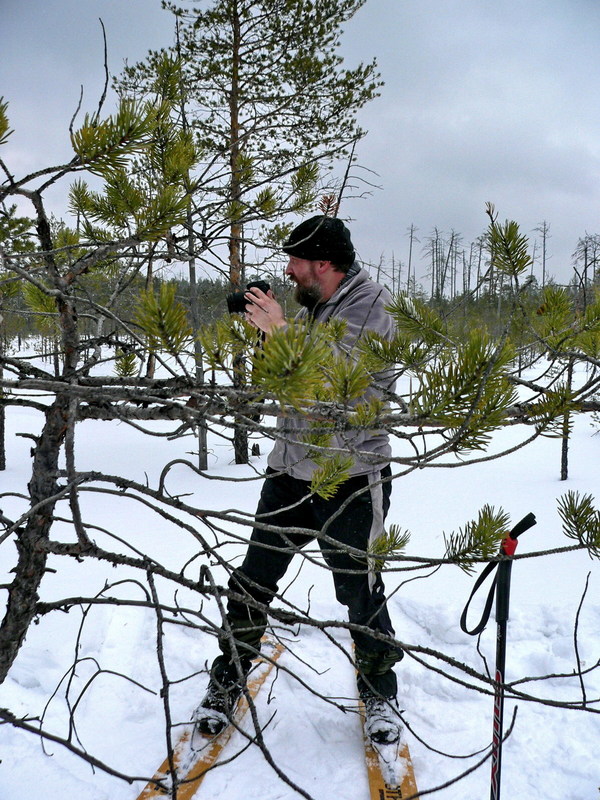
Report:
226,280,271,314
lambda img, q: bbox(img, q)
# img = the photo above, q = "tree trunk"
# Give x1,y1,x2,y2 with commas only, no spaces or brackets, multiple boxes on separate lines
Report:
407,224,416,296
0,402,4,471
229,0,249,465
187,223,209,471
0,397,70,682
560,358,574,481
176,20,209,471
0,301,5,471
145,256,156,379
0,191,80,682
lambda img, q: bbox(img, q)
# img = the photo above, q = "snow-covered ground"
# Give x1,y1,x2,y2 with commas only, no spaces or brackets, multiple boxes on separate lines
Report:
0,374,598,800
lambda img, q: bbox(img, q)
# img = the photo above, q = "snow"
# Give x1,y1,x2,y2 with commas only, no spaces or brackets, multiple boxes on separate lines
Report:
0,370,598,800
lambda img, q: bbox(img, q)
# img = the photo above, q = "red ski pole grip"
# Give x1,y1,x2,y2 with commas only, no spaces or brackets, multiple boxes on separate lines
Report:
501,536,518,557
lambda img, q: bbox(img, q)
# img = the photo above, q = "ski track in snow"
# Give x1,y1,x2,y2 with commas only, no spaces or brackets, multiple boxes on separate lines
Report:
0,366,598,800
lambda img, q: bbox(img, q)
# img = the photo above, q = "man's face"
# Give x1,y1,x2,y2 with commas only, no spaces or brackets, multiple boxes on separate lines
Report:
285,256,323,307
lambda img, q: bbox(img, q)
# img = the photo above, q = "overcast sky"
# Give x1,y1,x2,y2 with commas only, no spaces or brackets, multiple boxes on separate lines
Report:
3,0,600,285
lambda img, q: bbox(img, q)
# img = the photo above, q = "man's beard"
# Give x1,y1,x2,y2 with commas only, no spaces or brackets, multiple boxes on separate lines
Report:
294,281,323,309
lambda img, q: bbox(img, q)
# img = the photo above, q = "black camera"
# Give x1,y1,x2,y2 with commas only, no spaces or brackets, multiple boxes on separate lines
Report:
226,280,271,314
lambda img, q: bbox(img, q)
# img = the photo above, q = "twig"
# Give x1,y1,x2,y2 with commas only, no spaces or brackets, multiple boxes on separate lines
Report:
147,569,178,797
574,571,591,707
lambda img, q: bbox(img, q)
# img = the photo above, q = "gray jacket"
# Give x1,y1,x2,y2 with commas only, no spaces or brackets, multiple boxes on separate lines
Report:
267,265,396,480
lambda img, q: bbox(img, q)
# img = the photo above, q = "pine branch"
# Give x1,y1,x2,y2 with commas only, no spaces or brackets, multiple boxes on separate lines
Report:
114,349,139,378
485,202,533,277
368,525,411,572
250,321,332,407
0,97,13,148
70,99,164,176
385,293,450,346
557,491,600,559
134,282,193,358
309,454,354,499
411,330,517,451
444,505,511,574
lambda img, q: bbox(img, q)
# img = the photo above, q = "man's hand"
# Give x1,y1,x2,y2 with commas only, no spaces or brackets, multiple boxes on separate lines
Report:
244,286,286,334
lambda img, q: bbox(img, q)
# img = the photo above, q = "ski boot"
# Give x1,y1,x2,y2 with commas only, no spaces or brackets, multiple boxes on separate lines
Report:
361,690,402,744
356,653,403,746
194,656,249,736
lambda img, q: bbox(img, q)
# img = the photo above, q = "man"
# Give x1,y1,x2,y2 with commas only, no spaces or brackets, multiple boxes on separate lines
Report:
196,216,403,744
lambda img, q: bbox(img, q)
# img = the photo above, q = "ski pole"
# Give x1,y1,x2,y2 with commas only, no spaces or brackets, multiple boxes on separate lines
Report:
489,511,536,800
459,512,537,800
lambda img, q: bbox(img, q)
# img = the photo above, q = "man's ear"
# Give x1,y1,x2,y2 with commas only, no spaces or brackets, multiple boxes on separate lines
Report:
316,259,332,275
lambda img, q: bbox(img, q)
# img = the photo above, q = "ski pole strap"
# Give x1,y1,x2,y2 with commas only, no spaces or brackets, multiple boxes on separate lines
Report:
459,512,537,636
459,561,499,636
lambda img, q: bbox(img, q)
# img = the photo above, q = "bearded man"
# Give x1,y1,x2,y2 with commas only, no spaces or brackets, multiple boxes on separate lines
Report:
196,216,403,745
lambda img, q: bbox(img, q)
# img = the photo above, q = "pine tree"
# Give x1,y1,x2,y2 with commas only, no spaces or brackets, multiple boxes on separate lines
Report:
0,95,191,682
117,0,381,462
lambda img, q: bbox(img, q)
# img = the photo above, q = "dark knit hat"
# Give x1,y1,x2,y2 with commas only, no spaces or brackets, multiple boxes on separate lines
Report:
282,215,355,264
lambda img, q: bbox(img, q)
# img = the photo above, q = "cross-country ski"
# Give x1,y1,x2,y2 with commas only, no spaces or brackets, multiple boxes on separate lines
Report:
136,641,284,800
360,699,419,800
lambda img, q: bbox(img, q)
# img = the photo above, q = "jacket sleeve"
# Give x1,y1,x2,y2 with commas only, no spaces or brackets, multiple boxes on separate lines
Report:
330,284,395,352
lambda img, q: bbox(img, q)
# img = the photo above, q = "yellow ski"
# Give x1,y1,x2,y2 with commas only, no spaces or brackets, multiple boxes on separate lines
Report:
360,700,419,800
136,640,284,800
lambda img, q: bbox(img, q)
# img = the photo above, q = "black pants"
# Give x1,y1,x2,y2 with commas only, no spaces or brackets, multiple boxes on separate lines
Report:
222,466,400,676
